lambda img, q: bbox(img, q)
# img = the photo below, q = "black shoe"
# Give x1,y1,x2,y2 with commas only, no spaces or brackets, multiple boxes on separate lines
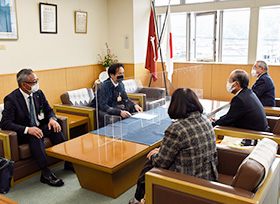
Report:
64,162,75,173
40,173,64,187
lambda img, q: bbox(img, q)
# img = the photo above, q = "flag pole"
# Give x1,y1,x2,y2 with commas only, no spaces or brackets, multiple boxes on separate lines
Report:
151,0,169,96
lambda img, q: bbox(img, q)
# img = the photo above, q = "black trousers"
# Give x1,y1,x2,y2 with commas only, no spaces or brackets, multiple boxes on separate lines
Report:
19,124,66,169
134,159,154,201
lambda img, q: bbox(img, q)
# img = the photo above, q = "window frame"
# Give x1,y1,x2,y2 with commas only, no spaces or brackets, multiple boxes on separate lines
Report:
155,0,280,64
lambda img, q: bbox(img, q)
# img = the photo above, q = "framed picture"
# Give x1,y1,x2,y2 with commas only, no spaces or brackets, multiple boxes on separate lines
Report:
75,11,87,33
39,3,57,34
0,0,18,40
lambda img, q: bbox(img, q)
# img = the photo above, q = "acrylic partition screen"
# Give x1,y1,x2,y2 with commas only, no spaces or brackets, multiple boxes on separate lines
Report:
92,65,231,146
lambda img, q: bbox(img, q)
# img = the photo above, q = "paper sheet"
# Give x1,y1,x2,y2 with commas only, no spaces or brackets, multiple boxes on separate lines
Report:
132,113,157,120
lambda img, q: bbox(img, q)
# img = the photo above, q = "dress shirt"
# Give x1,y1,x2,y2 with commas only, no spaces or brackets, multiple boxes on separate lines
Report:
110,78,118,87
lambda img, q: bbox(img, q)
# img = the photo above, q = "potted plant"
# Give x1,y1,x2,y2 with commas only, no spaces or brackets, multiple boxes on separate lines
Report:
98,43,118,71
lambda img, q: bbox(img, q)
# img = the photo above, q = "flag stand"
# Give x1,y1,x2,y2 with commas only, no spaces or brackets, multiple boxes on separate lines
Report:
148,0,170,96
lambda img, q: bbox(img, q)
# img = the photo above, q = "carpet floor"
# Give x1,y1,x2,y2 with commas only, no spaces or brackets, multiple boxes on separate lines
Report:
2,164,135,204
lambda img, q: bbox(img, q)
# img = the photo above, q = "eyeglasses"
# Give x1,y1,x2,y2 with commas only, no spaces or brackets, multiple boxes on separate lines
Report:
24,79,39,85
253,65,261,69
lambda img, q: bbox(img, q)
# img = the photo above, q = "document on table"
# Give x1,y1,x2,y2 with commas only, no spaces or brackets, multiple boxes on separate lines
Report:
132,112,157,120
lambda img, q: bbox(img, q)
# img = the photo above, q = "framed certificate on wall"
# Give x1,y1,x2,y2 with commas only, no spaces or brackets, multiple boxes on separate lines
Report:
39,3,57,34
75,11,87,33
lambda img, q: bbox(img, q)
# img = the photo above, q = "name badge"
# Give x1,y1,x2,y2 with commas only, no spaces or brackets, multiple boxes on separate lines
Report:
38,110,45,120
117,96,122,102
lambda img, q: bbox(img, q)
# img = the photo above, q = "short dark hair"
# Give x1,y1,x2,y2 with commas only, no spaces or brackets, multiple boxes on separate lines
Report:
168,88,203,119
108,63,124,77
232,69,249,88
17,68,33,87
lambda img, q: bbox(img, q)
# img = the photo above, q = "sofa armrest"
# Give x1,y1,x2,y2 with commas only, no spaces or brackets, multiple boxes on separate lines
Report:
214,125,280,144
0,129,19,161
214,125,280,154
56,116,69,140
138,87,165,99
127,93,146,111
264,106,280,116
145,168,254,204
53,104,95,131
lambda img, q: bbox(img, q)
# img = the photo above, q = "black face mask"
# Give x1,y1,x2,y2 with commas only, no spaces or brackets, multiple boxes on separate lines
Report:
116,75,124,82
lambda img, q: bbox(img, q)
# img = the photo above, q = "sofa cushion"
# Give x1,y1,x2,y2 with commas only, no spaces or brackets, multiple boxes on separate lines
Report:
61,88,94,106
231,138,277,192
123,79,139,93
18,137,52,160
231,158,265,192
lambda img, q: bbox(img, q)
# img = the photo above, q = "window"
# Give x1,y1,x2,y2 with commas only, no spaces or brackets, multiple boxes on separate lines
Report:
155,1,280,64
221,9,250,63
194,12,216,61
257,6,280,64
185,0,213,3
171,13,187,61
155,0,180,6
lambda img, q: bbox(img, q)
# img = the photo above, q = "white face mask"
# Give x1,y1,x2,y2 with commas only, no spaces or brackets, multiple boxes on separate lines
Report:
226,81,236,93
26,83,39,93
251,69,259,78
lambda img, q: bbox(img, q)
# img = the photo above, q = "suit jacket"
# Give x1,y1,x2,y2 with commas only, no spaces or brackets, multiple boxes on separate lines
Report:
212,88,269,131
151,111,218,181
91,78,136,116
252,72,275,107
0,88,56,138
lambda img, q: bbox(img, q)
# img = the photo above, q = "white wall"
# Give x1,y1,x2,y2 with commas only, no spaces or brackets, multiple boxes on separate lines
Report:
107,0,134,63
0,0,108,74
133,0,150,63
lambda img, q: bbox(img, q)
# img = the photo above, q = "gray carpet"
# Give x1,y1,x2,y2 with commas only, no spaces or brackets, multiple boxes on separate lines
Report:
2,164,135,204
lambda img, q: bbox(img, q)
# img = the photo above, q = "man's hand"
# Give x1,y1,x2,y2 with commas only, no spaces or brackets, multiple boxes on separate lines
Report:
147,148,160,160
134,105,143,113
28,127,43,139
120,110,132,118
48,118,61,133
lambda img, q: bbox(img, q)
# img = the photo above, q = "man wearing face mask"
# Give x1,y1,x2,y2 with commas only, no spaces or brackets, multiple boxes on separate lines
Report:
211,69,270,132
91,63,142,128
0,68,69,187
251,60,275,107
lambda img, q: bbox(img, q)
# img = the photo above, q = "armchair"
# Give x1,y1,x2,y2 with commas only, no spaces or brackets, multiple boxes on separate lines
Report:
122,79,166,111
54,88,96,131
145,145,280,204
0,104,68,186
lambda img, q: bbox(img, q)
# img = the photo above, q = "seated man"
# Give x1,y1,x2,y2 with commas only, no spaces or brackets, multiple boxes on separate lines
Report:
0,69,69,187
212,69,270,132
91,63,142,128
251,60,275,107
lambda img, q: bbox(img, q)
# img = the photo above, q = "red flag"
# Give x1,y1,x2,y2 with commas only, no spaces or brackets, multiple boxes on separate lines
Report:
145,7,158,81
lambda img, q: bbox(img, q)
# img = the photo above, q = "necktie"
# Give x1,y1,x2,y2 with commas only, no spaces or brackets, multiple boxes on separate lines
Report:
28,96,36,126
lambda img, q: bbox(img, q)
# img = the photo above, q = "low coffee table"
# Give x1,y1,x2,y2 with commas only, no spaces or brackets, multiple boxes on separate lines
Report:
45,133,160,198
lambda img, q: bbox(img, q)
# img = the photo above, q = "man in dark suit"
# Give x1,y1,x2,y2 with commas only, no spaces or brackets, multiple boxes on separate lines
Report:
0,69,66,187
212,69,270,132
251,60,275,107
91,63,142,128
